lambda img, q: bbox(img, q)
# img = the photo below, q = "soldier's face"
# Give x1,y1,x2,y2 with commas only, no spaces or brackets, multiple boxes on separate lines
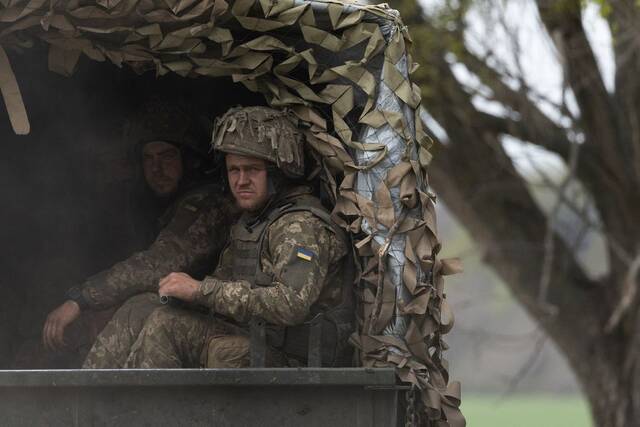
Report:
226,154,270,212
142,141,184,197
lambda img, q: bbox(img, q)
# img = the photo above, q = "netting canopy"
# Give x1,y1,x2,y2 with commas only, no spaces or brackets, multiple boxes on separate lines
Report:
0,0,463,424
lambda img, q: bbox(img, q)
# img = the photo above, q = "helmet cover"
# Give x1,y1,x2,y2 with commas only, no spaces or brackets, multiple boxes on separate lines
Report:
212,106,304,178
129,97,207,156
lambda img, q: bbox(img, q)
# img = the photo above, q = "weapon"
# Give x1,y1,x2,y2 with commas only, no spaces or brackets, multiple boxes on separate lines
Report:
159,295,176,305
159,295,209,314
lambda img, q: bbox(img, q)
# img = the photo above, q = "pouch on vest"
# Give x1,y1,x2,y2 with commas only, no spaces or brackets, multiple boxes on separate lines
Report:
279,250,356,367
241,190,356,366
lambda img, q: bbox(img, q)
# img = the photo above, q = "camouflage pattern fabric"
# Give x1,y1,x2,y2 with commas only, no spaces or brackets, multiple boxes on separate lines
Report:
197,210,347,325
124,306,286,368
204,335,251,368
125,190,347,368
124,305,210,368
212,106,305,178
78,184,236,310
83,292,161,368
0,1,465,422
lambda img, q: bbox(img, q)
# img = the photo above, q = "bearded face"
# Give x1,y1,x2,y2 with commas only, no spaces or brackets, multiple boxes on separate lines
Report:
142,141,184,197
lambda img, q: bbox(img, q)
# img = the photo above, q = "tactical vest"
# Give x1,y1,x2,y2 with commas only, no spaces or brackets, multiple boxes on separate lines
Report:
220,190,355,366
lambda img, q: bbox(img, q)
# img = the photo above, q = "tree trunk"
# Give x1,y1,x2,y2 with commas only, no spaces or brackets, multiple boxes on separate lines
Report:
383,1,640,425
571,330,640,427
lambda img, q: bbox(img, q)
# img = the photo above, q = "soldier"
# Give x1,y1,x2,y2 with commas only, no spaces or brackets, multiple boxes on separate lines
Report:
120,106,354,368
41,100,234,368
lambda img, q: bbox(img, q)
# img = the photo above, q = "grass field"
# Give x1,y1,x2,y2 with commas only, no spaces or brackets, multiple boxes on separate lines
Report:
461,394,593,427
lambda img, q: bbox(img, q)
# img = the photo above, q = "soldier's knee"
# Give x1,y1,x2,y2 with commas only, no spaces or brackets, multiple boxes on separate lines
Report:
205,335,250,368
144,306,183,330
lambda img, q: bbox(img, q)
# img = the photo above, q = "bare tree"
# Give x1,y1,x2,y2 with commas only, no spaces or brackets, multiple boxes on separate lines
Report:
386,0,640,425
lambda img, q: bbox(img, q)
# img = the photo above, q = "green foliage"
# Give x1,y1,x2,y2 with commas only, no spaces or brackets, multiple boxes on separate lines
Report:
462,395,593,427
585,0,612,17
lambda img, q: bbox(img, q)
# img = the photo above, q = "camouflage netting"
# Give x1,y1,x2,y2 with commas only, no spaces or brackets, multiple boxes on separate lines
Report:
0,0,464,424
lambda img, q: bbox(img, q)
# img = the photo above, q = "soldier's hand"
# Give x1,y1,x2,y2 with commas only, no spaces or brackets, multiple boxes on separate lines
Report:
158,272,201,303
43,300,80,351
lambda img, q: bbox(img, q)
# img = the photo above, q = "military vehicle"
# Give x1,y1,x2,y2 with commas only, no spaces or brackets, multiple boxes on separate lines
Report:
0,0,463,425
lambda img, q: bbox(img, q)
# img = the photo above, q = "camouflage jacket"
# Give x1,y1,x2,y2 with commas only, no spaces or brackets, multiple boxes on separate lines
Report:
195,186,348,326
75,184,235,310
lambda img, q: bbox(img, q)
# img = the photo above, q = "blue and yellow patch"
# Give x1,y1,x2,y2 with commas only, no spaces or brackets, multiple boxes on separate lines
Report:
296,247,314,262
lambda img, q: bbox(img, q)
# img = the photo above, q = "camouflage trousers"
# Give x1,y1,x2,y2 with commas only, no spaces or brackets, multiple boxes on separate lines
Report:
83,292,161,368
124,305,286,368
84,294,284,369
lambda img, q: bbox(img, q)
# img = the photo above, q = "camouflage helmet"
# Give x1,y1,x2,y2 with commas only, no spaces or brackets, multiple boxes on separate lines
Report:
128,97,208,156
212,106,305,178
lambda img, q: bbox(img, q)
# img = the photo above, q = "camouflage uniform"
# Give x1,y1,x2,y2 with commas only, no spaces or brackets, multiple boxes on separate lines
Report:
82,185,235,368
124,185,349,368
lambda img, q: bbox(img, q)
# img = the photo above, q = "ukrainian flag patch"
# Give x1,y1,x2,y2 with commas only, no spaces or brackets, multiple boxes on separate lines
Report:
296,247,314,262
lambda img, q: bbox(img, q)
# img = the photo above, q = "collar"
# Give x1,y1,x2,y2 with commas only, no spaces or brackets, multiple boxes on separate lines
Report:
241,184,313,231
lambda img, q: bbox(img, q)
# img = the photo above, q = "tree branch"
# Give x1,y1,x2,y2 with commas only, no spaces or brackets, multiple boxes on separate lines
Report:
607,0,640,187
458,48,573,159
429,141,604,366
391,0,640,384
536,2,611,122
535,0,640,268
535,1,626,180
